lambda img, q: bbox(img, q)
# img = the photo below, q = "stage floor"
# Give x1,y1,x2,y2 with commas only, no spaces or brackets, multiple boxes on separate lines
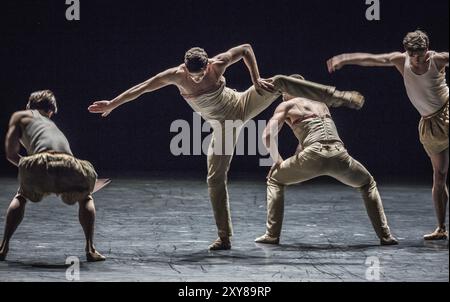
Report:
0,177,448,282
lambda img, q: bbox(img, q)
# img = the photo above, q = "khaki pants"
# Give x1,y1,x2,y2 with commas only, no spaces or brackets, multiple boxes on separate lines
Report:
264,142,392,240
207,75,345,237
18,152,98,205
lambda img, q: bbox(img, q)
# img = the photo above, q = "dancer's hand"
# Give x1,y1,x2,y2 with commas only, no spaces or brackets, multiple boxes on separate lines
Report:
267,159,283,180
327,55,345,73
254,78,276,95
88,101,114,117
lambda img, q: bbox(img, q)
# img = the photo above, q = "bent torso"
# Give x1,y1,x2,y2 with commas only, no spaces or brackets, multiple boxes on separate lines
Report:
285,98,332,129
176,60,226,100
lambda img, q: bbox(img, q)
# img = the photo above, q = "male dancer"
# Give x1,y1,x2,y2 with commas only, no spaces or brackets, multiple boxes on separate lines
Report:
327,30,449,240
1,90,106,262
256,75,398,245
89,44,365,250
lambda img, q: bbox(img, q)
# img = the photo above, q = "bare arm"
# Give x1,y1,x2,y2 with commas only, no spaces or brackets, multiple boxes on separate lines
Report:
214,44,275,93
5,113,22,167
327,52,405,74
262,103,290,165
88,67,179,117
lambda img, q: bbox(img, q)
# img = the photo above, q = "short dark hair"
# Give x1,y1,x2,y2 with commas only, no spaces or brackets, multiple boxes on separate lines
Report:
184,47,209,72
403,30,429,52
289,74,305,81
26,90,58,114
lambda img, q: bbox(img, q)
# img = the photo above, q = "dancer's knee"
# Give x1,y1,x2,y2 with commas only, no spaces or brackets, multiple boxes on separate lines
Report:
207,173,227,187
358,176,377,193
78,195,94,205
267,177,285,189
14,194,27,205
433,169,448,188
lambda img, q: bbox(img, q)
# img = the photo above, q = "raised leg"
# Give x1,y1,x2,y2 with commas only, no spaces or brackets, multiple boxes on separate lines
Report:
270,75,365,110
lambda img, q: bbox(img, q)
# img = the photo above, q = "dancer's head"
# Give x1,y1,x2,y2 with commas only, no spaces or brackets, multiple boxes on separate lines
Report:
26,90,58,117
185,47,209,83
282,74,305,102
403,30,429,66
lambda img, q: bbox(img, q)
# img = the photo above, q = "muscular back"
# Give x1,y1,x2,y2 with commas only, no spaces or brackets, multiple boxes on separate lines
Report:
284,98,331,128
10,110,35,136
8,110,72,156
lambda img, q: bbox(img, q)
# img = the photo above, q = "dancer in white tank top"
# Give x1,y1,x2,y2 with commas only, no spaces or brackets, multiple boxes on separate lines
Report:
327,30,449,241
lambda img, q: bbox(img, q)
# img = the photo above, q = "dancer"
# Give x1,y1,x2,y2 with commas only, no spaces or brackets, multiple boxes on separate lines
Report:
327,30,449,240
0,90,107,262
256,75,398,245
89,44,365,250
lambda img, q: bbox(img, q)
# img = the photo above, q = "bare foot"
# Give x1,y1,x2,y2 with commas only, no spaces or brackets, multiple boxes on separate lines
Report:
0,245,8,261
424,227,448,241
86,250,106,262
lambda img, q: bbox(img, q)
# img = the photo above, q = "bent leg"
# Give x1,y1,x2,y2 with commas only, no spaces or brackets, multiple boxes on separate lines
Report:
257,146,323,243
328,152,397,244
425,149,449,240
78,196,105,261
0,194,27,261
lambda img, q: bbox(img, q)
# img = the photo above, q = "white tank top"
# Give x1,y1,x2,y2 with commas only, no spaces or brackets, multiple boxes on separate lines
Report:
403,51,449,117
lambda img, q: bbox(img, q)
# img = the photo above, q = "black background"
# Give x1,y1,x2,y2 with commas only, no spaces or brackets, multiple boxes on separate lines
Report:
0,0,448,182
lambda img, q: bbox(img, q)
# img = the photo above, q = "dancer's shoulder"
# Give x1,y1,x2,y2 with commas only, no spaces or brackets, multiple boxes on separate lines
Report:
159,65,186,83
9,110,32,124
389,52,406,63
432,51,449,70
275,100,295,113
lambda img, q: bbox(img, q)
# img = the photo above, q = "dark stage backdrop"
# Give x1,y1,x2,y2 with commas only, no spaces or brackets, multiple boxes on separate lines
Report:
0,0,448,182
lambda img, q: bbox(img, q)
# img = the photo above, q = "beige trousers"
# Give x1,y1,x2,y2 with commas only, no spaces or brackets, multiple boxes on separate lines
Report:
264,142,392,240
419,101,449,156
207,75,346,237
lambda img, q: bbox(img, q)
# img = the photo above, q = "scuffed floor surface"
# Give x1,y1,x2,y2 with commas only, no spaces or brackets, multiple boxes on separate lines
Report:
0,177,448,282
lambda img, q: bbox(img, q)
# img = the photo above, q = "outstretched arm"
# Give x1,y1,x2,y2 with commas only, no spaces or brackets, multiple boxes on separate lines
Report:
327,52,405,74
263,103,290,178
88,67,179,117
5,113,22,167
214,44,275,94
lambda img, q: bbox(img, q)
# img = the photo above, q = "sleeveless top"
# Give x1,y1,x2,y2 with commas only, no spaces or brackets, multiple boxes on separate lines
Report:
404,51,449,117
20,110,73,156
